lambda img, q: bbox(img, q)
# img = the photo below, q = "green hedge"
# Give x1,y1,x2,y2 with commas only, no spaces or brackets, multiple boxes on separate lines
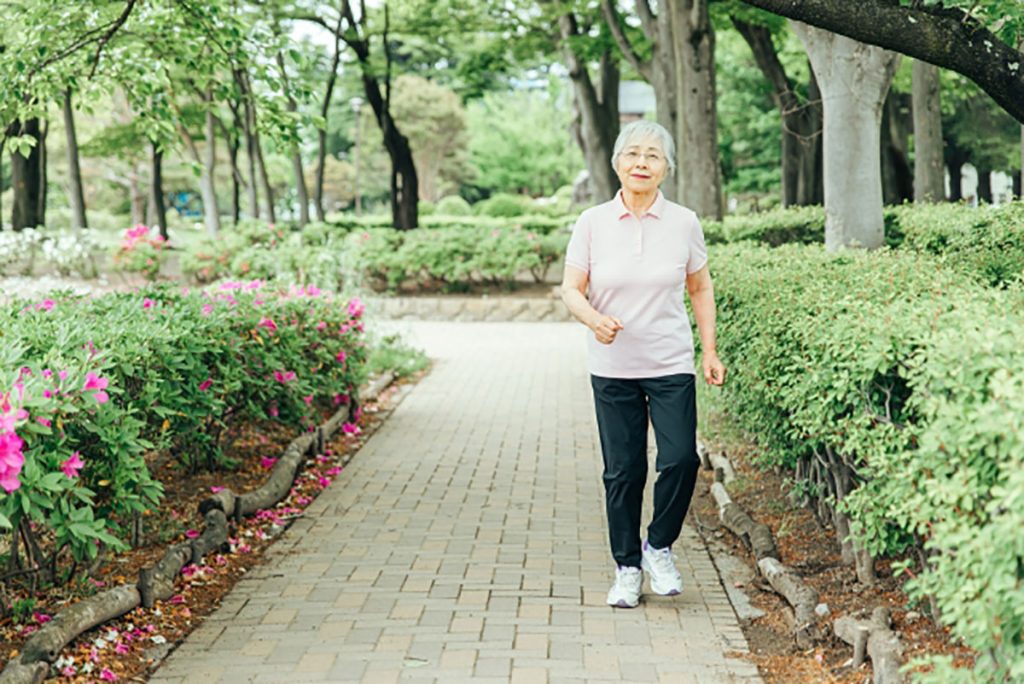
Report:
324,213,575,235
1,284,367,570
708,242,1023,680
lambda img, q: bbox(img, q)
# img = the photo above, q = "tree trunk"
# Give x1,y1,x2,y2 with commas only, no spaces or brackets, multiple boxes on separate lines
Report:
791,22,900,250
62,90,88,230
946,156,964,202
37,120,48,228
796,68,825,205
976,167,992,204
227,131,240,223
201,88,221,236
315,23,343,222
559,14,620,202
912,60,944,202
359,72,417,229
235,69,260,219
129,162,145,225
11,118,44,230
670,0,722,219
276,51,309,225
149,144,168,240
881,91,913,205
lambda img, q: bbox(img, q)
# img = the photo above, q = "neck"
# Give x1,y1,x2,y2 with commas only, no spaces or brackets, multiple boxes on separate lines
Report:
621,188,658,216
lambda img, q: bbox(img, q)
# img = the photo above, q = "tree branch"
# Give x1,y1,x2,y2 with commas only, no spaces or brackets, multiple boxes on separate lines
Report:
741,0,1024,124
29,0,137,80
600,0,652,82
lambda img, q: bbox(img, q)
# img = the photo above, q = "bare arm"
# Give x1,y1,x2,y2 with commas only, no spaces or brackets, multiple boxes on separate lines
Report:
686,265,726,385
561,265,623,345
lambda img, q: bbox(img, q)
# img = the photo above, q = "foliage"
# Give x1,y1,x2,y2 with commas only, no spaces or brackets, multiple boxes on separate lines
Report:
346,225,568,292
707,241,1024,681
435,195,473,216
702,205,825,246
0,283,367,575
474,192,535,217
110,225,167,281
365,333,430,380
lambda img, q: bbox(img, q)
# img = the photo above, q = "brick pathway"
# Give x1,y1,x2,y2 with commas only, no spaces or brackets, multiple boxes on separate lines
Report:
150,322,761,684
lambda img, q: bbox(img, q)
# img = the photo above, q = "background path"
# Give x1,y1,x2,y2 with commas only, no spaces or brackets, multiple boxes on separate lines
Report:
150,322,761,683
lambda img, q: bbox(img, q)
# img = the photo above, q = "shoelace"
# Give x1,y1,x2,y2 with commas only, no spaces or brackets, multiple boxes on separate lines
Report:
649,548,680,576
615,567,642,587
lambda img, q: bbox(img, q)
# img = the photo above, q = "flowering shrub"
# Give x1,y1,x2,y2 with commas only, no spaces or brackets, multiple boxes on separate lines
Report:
0,229,43,275
0,229,96,278
0,283,368,576
111,224,166,280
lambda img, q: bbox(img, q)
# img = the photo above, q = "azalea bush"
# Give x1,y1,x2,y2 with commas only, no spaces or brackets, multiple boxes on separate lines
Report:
0,228,96,277
110,225,167,281
0,283,368,581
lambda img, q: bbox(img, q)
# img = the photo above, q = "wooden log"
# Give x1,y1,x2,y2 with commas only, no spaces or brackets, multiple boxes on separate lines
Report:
0,656,49,684
708,451,736,484
236,432,315,516
198,488,238,517
757,556,820,648
189,509,229,565
711,483,779,561
138,543,191,609
19,585,141,663
320,404,352,441
834,607,903,684
363,370,395,401
697,439,712,470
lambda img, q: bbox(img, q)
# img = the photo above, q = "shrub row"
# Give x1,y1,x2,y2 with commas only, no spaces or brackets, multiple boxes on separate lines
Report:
325,212,574,236
703,202,1024,287
707,242,1023,680
0,284,367,571
346,226,568,293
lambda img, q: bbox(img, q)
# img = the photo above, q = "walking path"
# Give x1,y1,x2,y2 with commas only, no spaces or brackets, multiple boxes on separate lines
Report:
150,322,761,683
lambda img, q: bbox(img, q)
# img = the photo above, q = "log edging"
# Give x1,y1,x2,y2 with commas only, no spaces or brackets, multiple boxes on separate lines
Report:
0,371,397,684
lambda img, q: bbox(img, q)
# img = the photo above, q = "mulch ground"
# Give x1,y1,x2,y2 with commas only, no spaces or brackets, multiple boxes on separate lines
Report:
0,372,422,683
691,421,976,682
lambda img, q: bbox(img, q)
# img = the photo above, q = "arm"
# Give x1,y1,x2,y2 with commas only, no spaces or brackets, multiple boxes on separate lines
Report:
686,265,726,385
561,265,623,345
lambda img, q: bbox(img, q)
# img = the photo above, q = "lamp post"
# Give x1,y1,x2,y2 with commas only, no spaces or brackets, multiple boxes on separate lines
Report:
350,96,364,216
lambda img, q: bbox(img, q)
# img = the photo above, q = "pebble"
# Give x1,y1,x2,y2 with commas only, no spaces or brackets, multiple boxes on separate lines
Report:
815,602,831,617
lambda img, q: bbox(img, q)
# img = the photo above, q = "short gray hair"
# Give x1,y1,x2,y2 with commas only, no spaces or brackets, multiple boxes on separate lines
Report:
610,120,676,176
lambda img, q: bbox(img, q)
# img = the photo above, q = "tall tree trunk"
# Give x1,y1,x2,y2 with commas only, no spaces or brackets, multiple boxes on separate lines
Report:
149,144,168,240
37,120,48,228
791,22,900,250
356,70,416,229
315,16,344,222
559,14,620,202
881,91,913,205
234,69,260,219
129,162,145,225
912,60,944,202
797,69,824,205
670,0,722,219
228,134,240,223
946,155,965,202
11,118,44,231
254,128,275,223
63,90,88,230
201,88,221,236
976,166,992,204
276,51,309,225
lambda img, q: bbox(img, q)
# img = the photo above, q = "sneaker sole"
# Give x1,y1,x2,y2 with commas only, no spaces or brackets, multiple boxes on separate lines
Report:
608,598,639,608
641,559,683,596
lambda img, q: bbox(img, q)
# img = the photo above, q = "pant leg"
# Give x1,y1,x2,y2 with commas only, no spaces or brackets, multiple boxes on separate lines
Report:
590,375,649,568
640,374,699,550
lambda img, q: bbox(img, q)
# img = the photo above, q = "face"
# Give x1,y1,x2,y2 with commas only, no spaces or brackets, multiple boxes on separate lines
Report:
615,136,669,194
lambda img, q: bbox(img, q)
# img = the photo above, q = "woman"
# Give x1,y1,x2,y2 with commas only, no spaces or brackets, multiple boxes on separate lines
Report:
561,120,725,608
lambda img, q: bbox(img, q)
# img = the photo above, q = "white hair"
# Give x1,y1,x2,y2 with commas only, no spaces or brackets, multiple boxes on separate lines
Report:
610,120,676,176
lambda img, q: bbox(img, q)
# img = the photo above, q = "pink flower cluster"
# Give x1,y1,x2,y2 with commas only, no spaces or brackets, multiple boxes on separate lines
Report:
1,396,27,493
120,224,166,251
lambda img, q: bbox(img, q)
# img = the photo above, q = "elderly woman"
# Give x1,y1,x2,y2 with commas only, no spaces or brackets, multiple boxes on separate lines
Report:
561,120,725,608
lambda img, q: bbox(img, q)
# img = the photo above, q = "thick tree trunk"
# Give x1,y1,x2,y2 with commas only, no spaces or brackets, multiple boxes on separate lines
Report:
63,90,88,230
11,118,44,230
276,51,309,225
149,144,168,240
912,60,944,202
559,14,620,203
235,69,260,219
946,156,965,202
791,22,900,250
670,0,722,219
796,68,824,206
881,91,913,205
976,167,992,203
315,25,343,222
360,72,417,229
201,88,221,236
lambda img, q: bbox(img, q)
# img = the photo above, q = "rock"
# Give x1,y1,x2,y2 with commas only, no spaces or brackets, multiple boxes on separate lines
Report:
904,611,921,622
815,603,831,618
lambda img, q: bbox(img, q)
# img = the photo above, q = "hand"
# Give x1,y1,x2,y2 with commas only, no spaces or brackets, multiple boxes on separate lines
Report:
703,353,726,386
592,315,624,345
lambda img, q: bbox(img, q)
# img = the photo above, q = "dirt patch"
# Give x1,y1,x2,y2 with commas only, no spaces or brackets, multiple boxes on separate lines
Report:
0,372,422,682
691,431,975,682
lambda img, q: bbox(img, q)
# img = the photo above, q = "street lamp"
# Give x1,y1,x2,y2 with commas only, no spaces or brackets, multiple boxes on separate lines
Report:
350,96,364,216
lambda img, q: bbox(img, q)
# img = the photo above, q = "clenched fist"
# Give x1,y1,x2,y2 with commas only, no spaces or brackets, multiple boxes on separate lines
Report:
591,315,624,345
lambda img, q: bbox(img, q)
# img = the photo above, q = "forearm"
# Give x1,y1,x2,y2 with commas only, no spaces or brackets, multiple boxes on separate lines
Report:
561,286,600,330
689,285,718,356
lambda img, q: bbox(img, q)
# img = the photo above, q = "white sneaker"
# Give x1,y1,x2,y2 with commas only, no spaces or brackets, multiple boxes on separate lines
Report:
641,540,682,596
606,566,643,608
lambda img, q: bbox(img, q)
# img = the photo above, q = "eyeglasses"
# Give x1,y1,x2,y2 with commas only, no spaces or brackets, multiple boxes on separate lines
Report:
620,150,663,163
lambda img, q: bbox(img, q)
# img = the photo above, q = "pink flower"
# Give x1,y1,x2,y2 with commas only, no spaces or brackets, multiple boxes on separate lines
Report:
0,431,25,493
347,297,365,318
335,350,347,364
303,395,313,405
169,595,185,605
36,416,51,428
273,370,296,384
100,667,118,681
268,405,279,418
318,476,331,488
210,485,225,493
61,451,84,479
33,611,52,624
58,370,68,381
315,321,327,331
342,422,360,435
201,304,214,316
185,529,200,539
36,299,55,312
42,369,53,379
326,466,342,477
143,298,155,309
43,390,53,399
198,378,213,392
258,317,278,331
260,456,278,469
62,666,76,676
83,373,110,404
115,642,130,654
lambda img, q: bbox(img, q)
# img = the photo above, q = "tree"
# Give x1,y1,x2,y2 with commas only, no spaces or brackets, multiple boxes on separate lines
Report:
740,0,1024,125
8,118,46,230
790,22,900,252
913,60,944,202
62,89,88,229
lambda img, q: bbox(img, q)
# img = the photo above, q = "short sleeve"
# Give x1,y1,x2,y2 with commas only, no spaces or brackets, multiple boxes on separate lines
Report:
564,214,591,273
686,214,708,274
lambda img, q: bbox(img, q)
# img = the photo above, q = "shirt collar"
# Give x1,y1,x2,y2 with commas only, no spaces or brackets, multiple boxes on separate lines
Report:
614,189,665,220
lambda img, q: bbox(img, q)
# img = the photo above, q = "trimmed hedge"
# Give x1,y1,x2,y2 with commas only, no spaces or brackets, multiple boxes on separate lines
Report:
708,242,1023,680
324,213,574,235
1,284,366,570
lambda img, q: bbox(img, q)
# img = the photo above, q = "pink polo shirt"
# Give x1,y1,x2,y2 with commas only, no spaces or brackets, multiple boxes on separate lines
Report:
565,190,708,379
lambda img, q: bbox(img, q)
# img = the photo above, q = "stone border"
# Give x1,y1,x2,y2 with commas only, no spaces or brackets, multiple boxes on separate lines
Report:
369,296,572,322
0,372,396,684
